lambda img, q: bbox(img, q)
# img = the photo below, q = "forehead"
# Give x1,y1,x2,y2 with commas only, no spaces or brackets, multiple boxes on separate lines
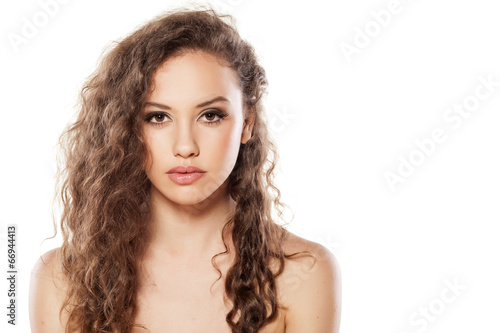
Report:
147,51,242,106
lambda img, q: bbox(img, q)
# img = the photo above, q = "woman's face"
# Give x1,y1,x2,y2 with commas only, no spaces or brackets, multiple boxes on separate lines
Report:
141,51,253,206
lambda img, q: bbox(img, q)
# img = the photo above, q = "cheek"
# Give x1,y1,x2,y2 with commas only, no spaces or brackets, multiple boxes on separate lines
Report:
143,130,164,171
209,126,242,162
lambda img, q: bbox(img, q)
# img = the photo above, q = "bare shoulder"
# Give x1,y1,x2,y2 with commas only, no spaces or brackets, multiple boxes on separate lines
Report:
29,247,70,333
280,231,342,333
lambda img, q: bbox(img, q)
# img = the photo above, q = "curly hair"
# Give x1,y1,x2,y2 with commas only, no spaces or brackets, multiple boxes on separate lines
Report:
52,4,312,332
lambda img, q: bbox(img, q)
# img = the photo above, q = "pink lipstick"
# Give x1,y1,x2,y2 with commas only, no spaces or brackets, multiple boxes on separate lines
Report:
167,166,206,185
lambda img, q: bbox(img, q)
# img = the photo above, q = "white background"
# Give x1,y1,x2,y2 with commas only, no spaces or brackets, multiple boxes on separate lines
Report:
1,0,499,332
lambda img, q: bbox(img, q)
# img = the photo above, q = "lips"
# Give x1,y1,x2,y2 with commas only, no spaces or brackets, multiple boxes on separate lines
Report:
167,166,206,174
167,166,206,185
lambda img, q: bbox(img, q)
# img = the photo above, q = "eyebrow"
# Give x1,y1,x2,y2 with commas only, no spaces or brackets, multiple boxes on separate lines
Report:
143,96,230,110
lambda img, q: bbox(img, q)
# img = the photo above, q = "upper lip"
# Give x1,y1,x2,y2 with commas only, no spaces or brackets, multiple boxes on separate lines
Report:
167,166,206,174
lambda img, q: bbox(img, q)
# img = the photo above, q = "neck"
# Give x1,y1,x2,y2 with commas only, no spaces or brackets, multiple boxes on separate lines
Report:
146,180,236,260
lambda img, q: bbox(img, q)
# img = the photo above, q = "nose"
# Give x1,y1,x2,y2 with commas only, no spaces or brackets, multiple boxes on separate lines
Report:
172,121,199,158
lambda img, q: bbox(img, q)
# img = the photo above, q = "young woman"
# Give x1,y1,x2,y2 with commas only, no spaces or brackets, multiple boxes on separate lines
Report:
29,6,341,333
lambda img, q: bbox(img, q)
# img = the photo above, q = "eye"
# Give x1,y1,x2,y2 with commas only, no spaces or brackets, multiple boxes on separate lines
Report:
201,110,229,125
144,112,170,126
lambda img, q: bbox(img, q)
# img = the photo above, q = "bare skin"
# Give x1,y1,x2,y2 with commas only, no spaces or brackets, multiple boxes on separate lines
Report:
30,232,340,332
29,51,341,332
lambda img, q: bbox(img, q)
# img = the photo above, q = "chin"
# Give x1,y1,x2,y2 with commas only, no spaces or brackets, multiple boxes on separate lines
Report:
154,185,216,208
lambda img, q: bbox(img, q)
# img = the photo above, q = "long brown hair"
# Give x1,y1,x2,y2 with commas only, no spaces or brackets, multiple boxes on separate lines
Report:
53,4,311,332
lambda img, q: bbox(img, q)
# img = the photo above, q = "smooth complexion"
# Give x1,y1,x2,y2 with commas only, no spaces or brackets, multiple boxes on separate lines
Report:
141,50,254,260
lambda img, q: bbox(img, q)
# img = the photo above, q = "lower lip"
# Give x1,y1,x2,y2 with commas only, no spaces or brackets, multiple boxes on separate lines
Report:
167,172,206,185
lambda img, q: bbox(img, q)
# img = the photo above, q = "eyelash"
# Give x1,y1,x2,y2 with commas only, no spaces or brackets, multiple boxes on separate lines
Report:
144,110,229,127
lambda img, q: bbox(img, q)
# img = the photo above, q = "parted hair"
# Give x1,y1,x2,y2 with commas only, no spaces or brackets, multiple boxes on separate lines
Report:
52,4,311,333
